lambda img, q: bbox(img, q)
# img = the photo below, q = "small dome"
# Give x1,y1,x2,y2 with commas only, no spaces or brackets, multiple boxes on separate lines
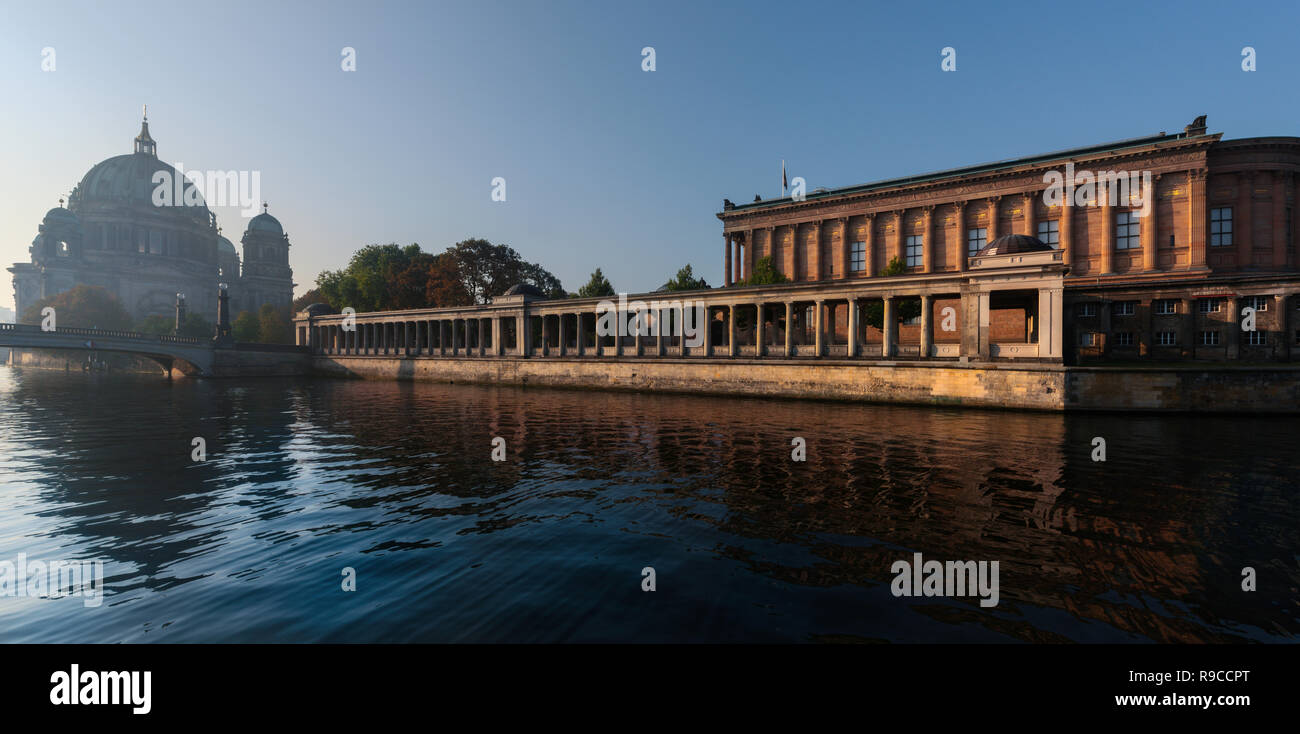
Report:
301,302,336,316
977,234,1052,256
502,282,545,298
43,206,79,225
217,236,238,256
248,211,283,235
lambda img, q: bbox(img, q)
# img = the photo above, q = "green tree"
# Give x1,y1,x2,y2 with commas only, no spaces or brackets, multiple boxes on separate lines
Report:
232,310,260,342
134,314,173,335
660,264,710,292
257,304,293,344
179,312,212,339
576,268,615,298
21,284,133,330
292,288,323,313
313,239,564,311
735,256,786,287
880,256,907,277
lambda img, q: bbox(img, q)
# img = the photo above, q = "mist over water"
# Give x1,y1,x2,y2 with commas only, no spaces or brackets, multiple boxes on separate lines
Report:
0,367,1295,643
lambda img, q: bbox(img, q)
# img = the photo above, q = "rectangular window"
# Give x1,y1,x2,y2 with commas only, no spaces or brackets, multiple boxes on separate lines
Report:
1247,331,1267,346
1200,330,1221,346
1114,332,1134,347
1158,331,1177,346
967,228,987,255
1199,298,1223,314
1244,295,1270,312
1115,211,1141,250
1079,333,1096,346
1076,303,1098,318
1113,301,1136,317
905,235,923,267
1155,300,1177,315
1037,220,1059,246
849,241,866,272
1210,207,1233,247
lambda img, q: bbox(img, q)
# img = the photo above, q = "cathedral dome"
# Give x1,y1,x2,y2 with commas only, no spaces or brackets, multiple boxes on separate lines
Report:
73,152,212,223
248,211,283,235
217,235,238,256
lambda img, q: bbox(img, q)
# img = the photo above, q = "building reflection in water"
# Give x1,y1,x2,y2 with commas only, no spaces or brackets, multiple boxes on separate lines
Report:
1,368,1295,642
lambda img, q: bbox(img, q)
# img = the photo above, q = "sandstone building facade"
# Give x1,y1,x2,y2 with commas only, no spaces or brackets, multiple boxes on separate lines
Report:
717,116,1300,362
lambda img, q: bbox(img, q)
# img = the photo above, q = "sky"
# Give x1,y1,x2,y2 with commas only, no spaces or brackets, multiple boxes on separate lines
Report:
1,0,1298,311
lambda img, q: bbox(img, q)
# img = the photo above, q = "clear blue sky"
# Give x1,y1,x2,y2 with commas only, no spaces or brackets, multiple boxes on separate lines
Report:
2,0,1297,310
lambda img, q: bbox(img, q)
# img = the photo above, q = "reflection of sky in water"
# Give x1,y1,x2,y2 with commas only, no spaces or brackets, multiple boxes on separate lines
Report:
0,368,1295,643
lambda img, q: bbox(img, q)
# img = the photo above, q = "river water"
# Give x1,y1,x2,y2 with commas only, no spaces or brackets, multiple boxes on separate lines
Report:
0,366,1295,643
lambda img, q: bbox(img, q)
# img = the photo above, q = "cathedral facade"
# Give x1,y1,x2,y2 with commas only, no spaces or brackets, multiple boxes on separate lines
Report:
8,115,295,325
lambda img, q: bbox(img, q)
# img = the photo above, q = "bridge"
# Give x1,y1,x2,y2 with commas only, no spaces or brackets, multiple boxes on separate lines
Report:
0,323,308,377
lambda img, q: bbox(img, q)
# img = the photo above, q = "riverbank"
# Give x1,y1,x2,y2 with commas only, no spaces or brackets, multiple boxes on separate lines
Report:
309,354,1300,412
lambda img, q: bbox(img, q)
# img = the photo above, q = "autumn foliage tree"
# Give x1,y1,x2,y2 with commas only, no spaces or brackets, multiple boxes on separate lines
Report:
20,285,133,330
313,239,563,313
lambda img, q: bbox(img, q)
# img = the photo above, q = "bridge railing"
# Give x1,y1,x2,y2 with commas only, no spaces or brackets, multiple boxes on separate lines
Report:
0,322,204,345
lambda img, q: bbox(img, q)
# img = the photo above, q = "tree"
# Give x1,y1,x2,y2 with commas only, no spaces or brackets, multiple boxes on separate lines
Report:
660,264,710,292
134,311,211,337
232,310,260,342
134,314,174,336
880,256,907,277
292,288,323,312
257,304,293,344
20,285,133,330
576,268,615,298
313,239,564,311
735,256,786,287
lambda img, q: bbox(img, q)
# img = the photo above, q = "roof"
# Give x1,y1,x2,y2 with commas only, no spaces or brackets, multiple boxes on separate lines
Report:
722,127,1214,216
977,234,1052,256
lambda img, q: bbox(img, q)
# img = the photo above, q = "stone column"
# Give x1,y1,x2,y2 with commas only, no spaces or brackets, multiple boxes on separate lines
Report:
839,217,850,279
920,294,934,358
953,202,967,272
1273,171,1288,267
724,233,733,287
755,303,764,357
1227,295,1240,359
557,313,567,357
655,308,664,356
863,214,875,277
987,197,1000,242
478,318,486,356
728,304,737,357
882,297,896,358
922,206,934,273
520,314,530,357
1060,199,1073,267
814,299,824,356
1188,169,1208,269
1237,172,1254,267
809,221,821,281
892,211,905,267
1023,190,1037,239
1037,288,1064,360
749,234,756,280
493,316,502,356
1101,196,1115,274
847,298,858,357
785,301,794,357
703,306,713,357
1142,174,1160,271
